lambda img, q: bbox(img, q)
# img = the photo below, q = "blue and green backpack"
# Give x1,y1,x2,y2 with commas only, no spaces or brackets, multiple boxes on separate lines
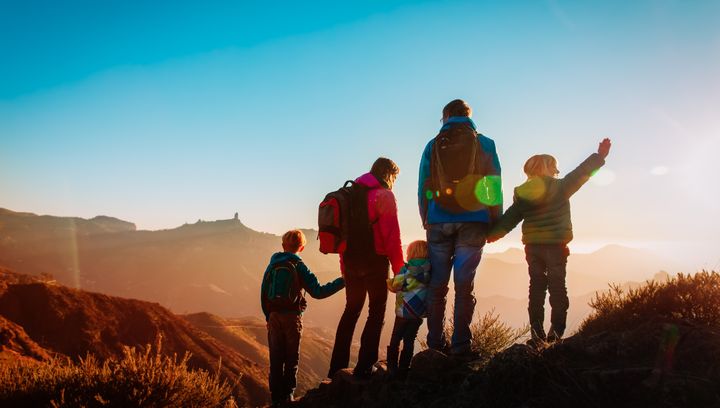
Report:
263,260,303,312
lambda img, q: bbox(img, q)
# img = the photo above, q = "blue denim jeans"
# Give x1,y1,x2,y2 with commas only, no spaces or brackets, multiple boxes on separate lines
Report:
425,222,487,351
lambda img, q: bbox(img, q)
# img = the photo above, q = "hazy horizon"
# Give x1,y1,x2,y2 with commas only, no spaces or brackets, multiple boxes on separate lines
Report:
2,204,715,274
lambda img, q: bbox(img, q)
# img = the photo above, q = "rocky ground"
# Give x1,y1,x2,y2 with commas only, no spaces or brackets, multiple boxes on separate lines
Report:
297,305,720,407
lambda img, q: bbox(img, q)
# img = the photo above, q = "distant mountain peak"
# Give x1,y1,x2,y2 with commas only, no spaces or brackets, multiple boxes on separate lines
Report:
179,216,251,232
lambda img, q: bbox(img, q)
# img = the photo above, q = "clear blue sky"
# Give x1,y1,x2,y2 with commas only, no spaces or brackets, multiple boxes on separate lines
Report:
1,0,718,267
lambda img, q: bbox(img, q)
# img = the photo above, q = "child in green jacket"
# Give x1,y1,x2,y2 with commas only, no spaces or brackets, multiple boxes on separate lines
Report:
488,138,611,343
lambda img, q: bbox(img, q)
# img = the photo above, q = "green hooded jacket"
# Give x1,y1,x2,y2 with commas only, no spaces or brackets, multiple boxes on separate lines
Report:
489,153,605,245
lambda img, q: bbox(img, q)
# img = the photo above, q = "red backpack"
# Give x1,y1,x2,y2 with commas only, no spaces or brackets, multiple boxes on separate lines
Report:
318,180,372,255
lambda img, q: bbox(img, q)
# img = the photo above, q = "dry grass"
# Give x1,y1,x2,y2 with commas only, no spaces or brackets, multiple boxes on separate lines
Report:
470,310,528,361
420,309,528,360
580,270,720,335
0,340,236,408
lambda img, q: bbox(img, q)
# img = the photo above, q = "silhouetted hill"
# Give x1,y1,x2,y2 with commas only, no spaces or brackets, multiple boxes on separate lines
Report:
0,271,269,406
0,315,51,362
0,207,340,319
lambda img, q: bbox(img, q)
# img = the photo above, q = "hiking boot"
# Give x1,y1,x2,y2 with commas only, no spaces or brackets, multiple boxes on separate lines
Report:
386,346,399,376
428,340,452,355
525,337,545,349
449,344,481,362
352,365,377,380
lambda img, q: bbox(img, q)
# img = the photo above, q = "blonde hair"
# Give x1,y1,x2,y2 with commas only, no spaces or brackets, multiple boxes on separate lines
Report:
282,229,307,253
406,240,428,260
523,154,559,178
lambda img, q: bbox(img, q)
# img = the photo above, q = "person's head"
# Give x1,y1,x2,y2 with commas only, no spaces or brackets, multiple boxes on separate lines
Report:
442,99,472,123
370,157,400,190
282,229,307,253
523,154,559,178
406,240,428,260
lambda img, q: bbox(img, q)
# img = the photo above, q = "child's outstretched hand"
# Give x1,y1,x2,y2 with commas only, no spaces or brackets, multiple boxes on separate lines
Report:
598,138,611,159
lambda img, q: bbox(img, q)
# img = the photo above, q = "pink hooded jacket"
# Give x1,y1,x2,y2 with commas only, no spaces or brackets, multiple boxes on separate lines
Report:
340,172,404,275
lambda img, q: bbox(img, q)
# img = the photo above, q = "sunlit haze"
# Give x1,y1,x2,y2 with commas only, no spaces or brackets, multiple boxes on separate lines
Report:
1,1,718,270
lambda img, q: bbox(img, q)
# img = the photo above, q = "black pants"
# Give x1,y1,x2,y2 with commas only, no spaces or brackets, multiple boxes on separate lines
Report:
387,316,422,372
328,259,389,377
525,244,570,337
267,312,302,403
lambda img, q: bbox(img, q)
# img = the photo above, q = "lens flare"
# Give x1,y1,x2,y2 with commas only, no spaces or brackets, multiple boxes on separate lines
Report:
67,218,81,289
590,168,616,186
650,166,669,176
474,175,503,206
516,177,546,201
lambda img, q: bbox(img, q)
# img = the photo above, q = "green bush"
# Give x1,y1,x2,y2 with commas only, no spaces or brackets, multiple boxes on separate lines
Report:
580,270,720,335
0,343,236,408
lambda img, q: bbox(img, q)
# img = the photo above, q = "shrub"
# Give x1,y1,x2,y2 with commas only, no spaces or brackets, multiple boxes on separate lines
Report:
0,343,236,407
420,309,527,361
580,270,720,335
469,310,528,362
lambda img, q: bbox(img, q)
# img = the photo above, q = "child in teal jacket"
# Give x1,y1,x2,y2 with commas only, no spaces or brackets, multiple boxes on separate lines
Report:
261,230,344,405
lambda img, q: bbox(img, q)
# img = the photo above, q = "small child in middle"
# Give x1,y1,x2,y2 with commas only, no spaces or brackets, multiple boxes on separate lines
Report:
386,240,431,379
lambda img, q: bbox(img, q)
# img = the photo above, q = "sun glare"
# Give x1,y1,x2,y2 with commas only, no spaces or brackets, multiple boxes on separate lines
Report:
590,168,616,186
650,166,670,176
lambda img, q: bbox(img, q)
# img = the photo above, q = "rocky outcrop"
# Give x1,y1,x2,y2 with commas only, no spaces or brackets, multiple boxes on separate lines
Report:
297,321,720,408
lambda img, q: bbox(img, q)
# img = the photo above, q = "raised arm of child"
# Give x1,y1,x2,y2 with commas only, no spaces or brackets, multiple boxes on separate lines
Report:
560,138,612,199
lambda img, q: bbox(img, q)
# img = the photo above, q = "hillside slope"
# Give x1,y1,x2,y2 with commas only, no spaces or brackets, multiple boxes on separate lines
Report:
0,272,269,406
0,208,340,319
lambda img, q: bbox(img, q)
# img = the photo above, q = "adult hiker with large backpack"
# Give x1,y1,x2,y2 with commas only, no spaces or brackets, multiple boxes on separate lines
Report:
325,157,404,379
260,230,344,406
418,99,503,356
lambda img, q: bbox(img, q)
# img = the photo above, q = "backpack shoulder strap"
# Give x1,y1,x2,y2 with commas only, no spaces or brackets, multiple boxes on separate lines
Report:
286,259,303,293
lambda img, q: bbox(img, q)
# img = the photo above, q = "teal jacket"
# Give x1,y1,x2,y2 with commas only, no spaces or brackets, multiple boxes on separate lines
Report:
489,153,605,245
418,116,503,226
260,252,344,321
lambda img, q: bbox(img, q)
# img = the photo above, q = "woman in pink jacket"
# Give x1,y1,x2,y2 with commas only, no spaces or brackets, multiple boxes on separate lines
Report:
328,157,404,378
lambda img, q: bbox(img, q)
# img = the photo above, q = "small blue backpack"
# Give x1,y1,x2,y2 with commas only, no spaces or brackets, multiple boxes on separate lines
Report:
263,260,303,312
